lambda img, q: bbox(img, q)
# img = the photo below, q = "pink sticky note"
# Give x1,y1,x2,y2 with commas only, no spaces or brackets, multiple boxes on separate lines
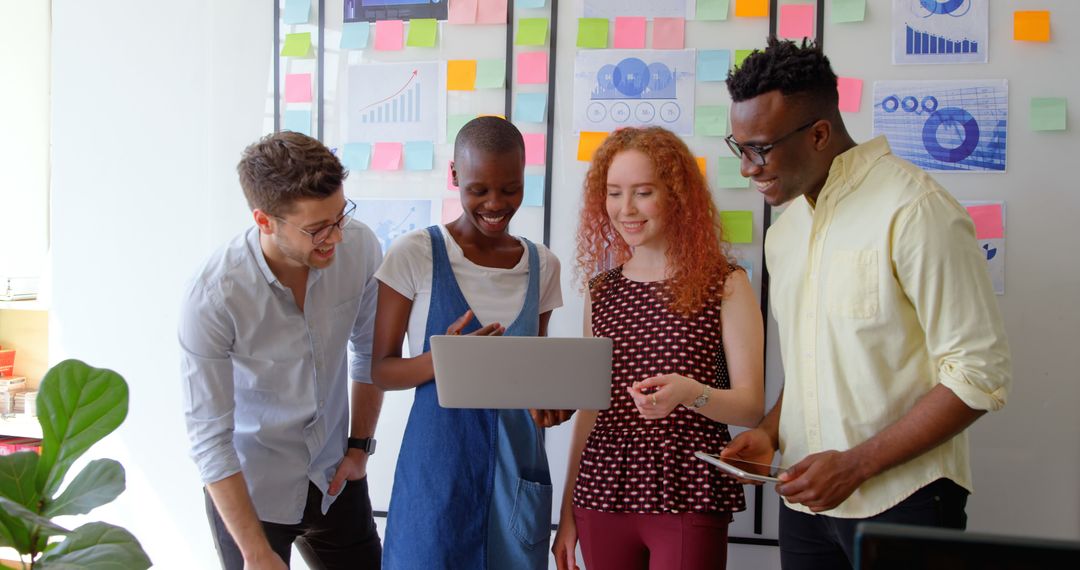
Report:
966,204,1004,240
442,197,464,224
523,133,546,165
375,20,404,50
613,17,646,49
477,0,508,24
517,51,548,84
779,4,815,39
837,77,863,113
448,0,477,24
652,17,685,49
284,73,312,103
447,161,459,191
372,142,403,170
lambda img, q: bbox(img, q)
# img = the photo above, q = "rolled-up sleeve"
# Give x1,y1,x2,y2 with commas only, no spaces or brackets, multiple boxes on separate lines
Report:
349,231,384,384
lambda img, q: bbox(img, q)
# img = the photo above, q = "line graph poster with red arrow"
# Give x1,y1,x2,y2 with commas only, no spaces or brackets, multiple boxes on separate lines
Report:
346,61,441,143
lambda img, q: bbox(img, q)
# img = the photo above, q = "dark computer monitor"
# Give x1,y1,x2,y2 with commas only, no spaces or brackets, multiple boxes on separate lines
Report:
855,522,1080,570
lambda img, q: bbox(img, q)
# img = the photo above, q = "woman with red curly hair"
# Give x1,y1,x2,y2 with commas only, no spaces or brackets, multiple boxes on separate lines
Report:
552,127,765,570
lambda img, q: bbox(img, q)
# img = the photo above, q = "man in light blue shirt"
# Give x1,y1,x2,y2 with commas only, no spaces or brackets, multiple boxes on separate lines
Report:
180,131,383,569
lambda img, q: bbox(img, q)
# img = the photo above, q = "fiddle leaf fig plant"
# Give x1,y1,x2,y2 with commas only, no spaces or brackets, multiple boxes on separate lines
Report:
0,359,151,569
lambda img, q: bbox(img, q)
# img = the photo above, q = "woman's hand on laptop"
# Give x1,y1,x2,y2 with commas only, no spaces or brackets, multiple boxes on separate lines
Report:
530,409,575,428
445,309,505,337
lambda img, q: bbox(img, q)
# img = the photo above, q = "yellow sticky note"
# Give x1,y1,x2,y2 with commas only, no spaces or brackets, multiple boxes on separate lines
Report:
721,210,754,243
447,60,477,91
1014,11,1050,42
577,131,609,162
735,0,768,18
695,157,707,178
734,49,754,69
281,32,311,57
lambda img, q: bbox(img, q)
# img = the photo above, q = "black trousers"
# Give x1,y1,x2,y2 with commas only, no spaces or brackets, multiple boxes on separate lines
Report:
206,478,381,570
779,478,968,570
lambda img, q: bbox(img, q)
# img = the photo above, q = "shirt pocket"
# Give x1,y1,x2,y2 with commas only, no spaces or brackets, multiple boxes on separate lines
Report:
826,250,879,319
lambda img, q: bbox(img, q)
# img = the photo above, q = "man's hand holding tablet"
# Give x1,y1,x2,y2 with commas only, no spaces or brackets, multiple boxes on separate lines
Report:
695,452,783,484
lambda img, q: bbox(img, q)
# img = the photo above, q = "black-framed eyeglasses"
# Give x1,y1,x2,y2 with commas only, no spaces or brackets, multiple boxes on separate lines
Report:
274,199,356,246
724,119,818,167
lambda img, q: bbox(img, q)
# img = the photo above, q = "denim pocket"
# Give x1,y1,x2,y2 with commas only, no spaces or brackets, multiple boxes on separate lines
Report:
509,477,553,548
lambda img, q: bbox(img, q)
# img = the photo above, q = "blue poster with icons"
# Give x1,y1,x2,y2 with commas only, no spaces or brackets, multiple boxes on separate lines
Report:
872,79,1007,172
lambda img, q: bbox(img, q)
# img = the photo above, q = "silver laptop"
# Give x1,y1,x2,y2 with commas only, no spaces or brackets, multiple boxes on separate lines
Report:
430,336,613,410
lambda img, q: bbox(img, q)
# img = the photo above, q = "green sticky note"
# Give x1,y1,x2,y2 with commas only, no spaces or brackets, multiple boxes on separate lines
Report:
716,157,747,189
476,59,506,88
695,105,729,137
577,18,609,48
516,17,549,46
734,49,754,69
831,0,866,24
696,0,730,21
447,114,472,144
406,18,437,47
721,210,754,243
1030,97,1067,131
281,32,311,57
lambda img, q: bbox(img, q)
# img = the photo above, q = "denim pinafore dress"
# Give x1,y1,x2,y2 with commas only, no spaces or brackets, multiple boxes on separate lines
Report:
382,226,552,570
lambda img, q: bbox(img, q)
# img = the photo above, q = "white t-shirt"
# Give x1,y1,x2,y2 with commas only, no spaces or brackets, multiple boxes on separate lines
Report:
375,225,563,357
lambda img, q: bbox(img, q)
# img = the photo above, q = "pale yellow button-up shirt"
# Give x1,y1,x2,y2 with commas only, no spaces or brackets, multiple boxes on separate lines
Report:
765,136,1011,519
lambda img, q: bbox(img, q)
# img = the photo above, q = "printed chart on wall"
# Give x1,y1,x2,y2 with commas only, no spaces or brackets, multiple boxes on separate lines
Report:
574,50,696,135
961,200,1005,295
583,0,685,19
892,0,988,65
352,199,433,253
344,0,448,21
344,61,442,143
872,79,1007,172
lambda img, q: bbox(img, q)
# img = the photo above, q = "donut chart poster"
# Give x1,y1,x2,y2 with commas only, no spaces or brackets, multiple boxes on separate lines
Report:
573,49,696,136
872,79,1007,172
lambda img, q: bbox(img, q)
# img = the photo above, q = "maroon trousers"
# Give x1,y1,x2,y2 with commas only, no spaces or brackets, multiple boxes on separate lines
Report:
574,506,731,570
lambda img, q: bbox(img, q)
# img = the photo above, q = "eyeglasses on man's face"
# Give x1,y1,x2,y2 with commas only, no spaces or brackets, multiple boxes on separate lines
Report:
724,119,818,167
275,199,356,246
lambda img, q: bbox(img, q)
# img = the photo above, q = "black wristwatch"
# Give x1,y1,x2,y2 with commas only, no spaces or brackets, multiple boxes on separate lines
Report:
347,437,377,455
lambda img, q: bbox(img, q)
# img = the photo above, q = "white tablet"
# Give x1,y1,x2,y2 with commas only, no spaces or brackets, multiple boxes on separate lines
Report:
430,335,613,410
695,451,782,483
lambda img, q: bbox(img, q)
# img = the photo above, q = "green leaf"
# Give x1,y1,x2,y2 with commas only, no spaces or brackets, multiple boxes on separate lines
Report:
0,496,70,536
34,522,152,570
0,451,41,552
44,459,125,518
34,359,129,497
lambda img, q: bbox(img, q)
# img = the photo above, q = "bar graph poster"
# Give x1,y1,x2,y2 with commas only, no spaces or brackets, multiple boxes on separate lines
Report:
872,80,1007,172
584,0,686,19
573,50,695,135
892,0,988,65
352,199,433,253
346,62,440,143
960,200,1005,295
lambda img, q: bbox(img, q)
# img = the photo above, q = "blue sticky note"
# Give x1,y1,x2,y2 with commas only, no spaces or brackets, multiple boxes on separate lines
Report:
524,174,545,207
515,93,548,123
516,0,547,8
284,0,311,24
342,143,371,171
698,50,730,82
341,22,370,49
405,141,435,171
284,110,311,136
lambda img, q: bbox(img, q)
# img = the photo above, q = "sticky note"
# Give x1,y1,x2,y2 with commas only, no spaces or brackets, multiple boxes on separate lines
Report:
341,22,370,49
965,204,1004,239
577,18,608,49
517,51,548,84
372,142,403,171
405,141,435,171
721,210,753,243
734,49,754,69
407,18,438,47
831,0,865,24
449,0,478,24
468,59,504,89
342,143,372,171
695,105,729,137
716,157,747,189
1030,97,1067,131
779,4,815,39
613,17,646,49
1014,11,1050,42
837,77,863,113
281,32,311,57
447,114,473,143
652,17,685,50
514,92,548,123
697,0,730,21
516,18,549,46
284,110,311,136
735,0,768,18
442,197,464,223
523,133,546,165
375,20,404,50
695,157,708,178
577,131,609,162
283,0,311,25
447,161,459,191
447,60,478,90
478,0,508,24
524,174,545,207
698,50,730,82
285,73,312,103
517,0,546,7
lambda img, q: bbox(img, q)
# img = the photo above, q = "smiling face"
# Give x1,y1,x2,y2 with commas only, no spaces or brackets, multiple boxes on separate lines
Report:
260,188,347,271
451,146,525,238
605,149,666,252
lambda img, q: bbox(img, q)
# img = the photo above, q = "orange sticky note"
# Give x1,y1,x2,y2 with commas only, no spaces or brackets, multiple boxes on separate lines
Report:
735,0,768,18
837,77,863,113
447,60,477,90
577,131,609,162
1014,11,1050,42
695,157,707,178
517,51,548,84
448,0,478,24
523,133,546,165
779,4,814,39
374,20,404,50
442,197,464,223
965,204,1004,239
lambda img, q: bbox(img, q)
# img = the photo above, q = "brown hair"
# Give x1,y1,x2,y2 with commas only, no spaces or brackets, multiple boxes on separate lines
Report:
237,131,346,216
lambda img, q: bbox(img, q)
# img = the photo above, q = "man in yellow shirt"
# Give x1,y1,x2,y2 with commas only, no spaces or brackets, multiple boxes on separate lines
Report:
720,39,1011,569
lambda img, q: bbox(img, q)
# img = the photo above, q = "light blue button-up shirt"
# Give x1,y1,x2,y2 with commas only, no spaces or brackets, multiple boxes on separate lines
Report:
179,223,382,524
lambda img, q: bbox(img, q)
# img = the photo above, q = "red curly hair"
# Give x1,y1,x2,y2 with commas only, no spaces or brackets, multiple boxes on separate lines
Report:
575,127,736,316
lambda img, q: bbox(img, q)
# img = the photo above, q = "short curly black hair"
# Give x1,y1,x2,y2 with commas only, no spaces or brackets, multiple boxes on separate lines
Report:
726,37,838,110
